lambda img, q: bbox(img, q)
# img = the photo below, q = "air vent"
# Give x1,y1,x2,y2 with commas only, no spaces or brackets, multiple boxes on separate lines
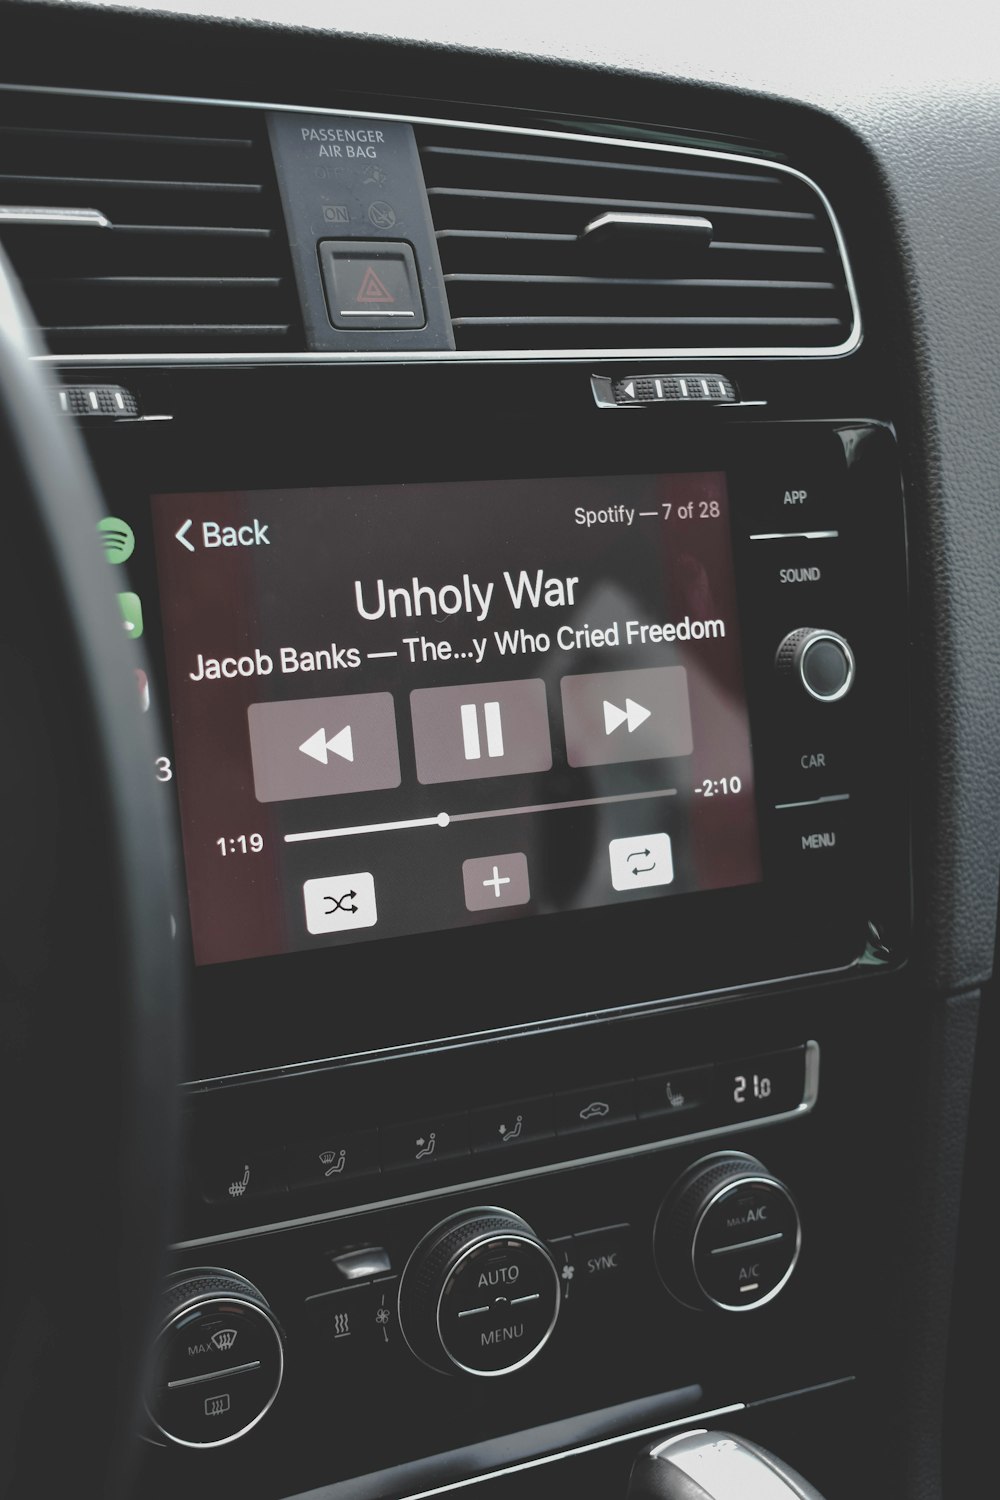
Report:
417,125,856,353
0,89,301,354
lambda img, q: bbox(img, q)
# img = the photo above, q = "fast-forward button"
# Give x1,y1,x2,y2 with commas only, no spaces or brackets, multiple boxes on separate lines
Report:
603,698,651,736
561,667,693,768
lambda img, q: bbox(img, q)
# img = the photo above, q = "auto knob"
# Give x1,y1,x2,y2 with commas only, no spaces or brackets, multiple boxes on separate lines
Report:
775,627,855,702
653,1152,802,1311
145,1268,284,1447
398,1207,561,1376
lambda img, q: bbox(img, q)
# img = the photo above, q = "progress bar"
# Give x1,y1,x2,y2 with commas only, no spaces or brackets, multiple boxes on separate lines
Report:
284,787,677,844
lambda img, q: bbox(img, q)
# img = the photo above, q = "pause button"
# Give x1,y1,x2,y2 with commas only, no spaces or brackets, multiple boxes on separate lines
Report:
461,700,504,761
410,679,552,785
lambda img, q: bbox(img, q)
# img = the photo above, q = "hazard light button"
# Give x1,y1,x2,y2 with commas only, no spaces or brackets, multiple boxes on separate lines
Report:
319,240,426,331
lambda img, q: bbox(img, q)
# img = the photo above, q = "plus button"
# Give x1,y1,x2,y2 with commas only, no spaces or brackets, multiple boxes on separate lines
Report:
482,865,511,899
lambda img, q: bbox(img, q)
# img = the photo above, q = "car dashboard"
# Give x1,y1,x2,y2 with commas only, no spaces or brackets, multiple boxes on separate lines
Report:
0,4,997,1498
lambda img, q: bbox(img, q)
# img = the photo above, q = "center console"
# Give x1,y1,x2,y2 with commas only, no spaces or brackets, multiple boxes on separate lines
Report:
78,373,910,1497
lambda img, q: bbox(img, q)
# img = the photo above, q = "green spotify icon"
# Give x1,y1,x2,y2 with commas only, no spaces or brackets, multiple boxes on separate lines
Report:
97,515,135,564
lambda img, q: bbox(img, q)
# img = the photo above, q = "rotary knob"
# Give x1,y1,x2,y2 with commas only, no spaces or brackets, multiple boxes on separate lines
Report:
654,1152,802,1312
398,1208,561,1376
775,627,855,702
145,1269,284,1448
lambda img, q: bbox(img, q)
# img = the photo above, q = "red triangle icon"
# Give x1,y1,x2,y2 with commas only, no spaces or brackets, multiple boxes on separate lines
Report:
355,265,395,304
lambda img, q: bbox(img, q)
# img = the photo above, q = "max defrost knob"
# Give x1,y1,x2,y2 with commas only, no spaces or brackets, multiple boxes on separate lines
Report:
146,1269,284,1447
775,628,855,702
399,1208,561,1375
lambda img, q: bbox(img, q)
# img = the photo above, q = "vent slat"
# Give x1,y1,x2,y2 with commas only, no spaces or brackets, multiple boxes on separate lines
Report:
427,186,817,224
453,316,843,328
32,276,285,288
420,143,783,189
436,229,578,242
43,324,291,336
0,90,300,354
418,124,853,352
444,275,837,290
0,222,277,237
113,224,274,237
0,124,254,149
436,228,830,255
0,172,262,194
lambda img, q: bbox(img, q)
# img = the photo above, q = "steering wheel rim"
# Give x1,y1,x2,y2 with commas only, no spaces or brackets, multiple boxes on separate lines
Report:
0,246,184,1497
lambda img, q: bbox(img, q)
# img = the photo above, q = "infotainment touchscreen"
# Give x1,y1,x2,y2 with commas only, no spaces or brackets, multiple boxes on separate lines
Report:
151,473,762,965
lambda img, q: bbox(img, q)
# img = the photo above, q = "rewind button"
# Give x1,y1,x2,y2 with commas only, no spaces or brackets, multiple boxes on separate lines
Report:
248,693,400,803
300,724,354,765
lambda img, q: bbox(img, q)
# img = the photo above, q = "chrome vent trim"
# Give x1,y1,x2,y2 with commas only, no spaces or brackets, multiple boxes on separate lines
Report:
0,83,861,365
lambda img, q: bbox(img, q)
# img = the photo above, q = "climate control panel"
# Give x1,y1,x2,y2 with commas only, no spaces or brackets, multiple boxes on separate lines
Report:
151,1151,809,1450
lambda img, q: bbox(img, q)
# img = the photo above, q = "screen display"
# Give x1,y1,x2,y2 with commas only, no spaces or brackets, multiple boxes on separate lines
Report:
151,473,762,966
